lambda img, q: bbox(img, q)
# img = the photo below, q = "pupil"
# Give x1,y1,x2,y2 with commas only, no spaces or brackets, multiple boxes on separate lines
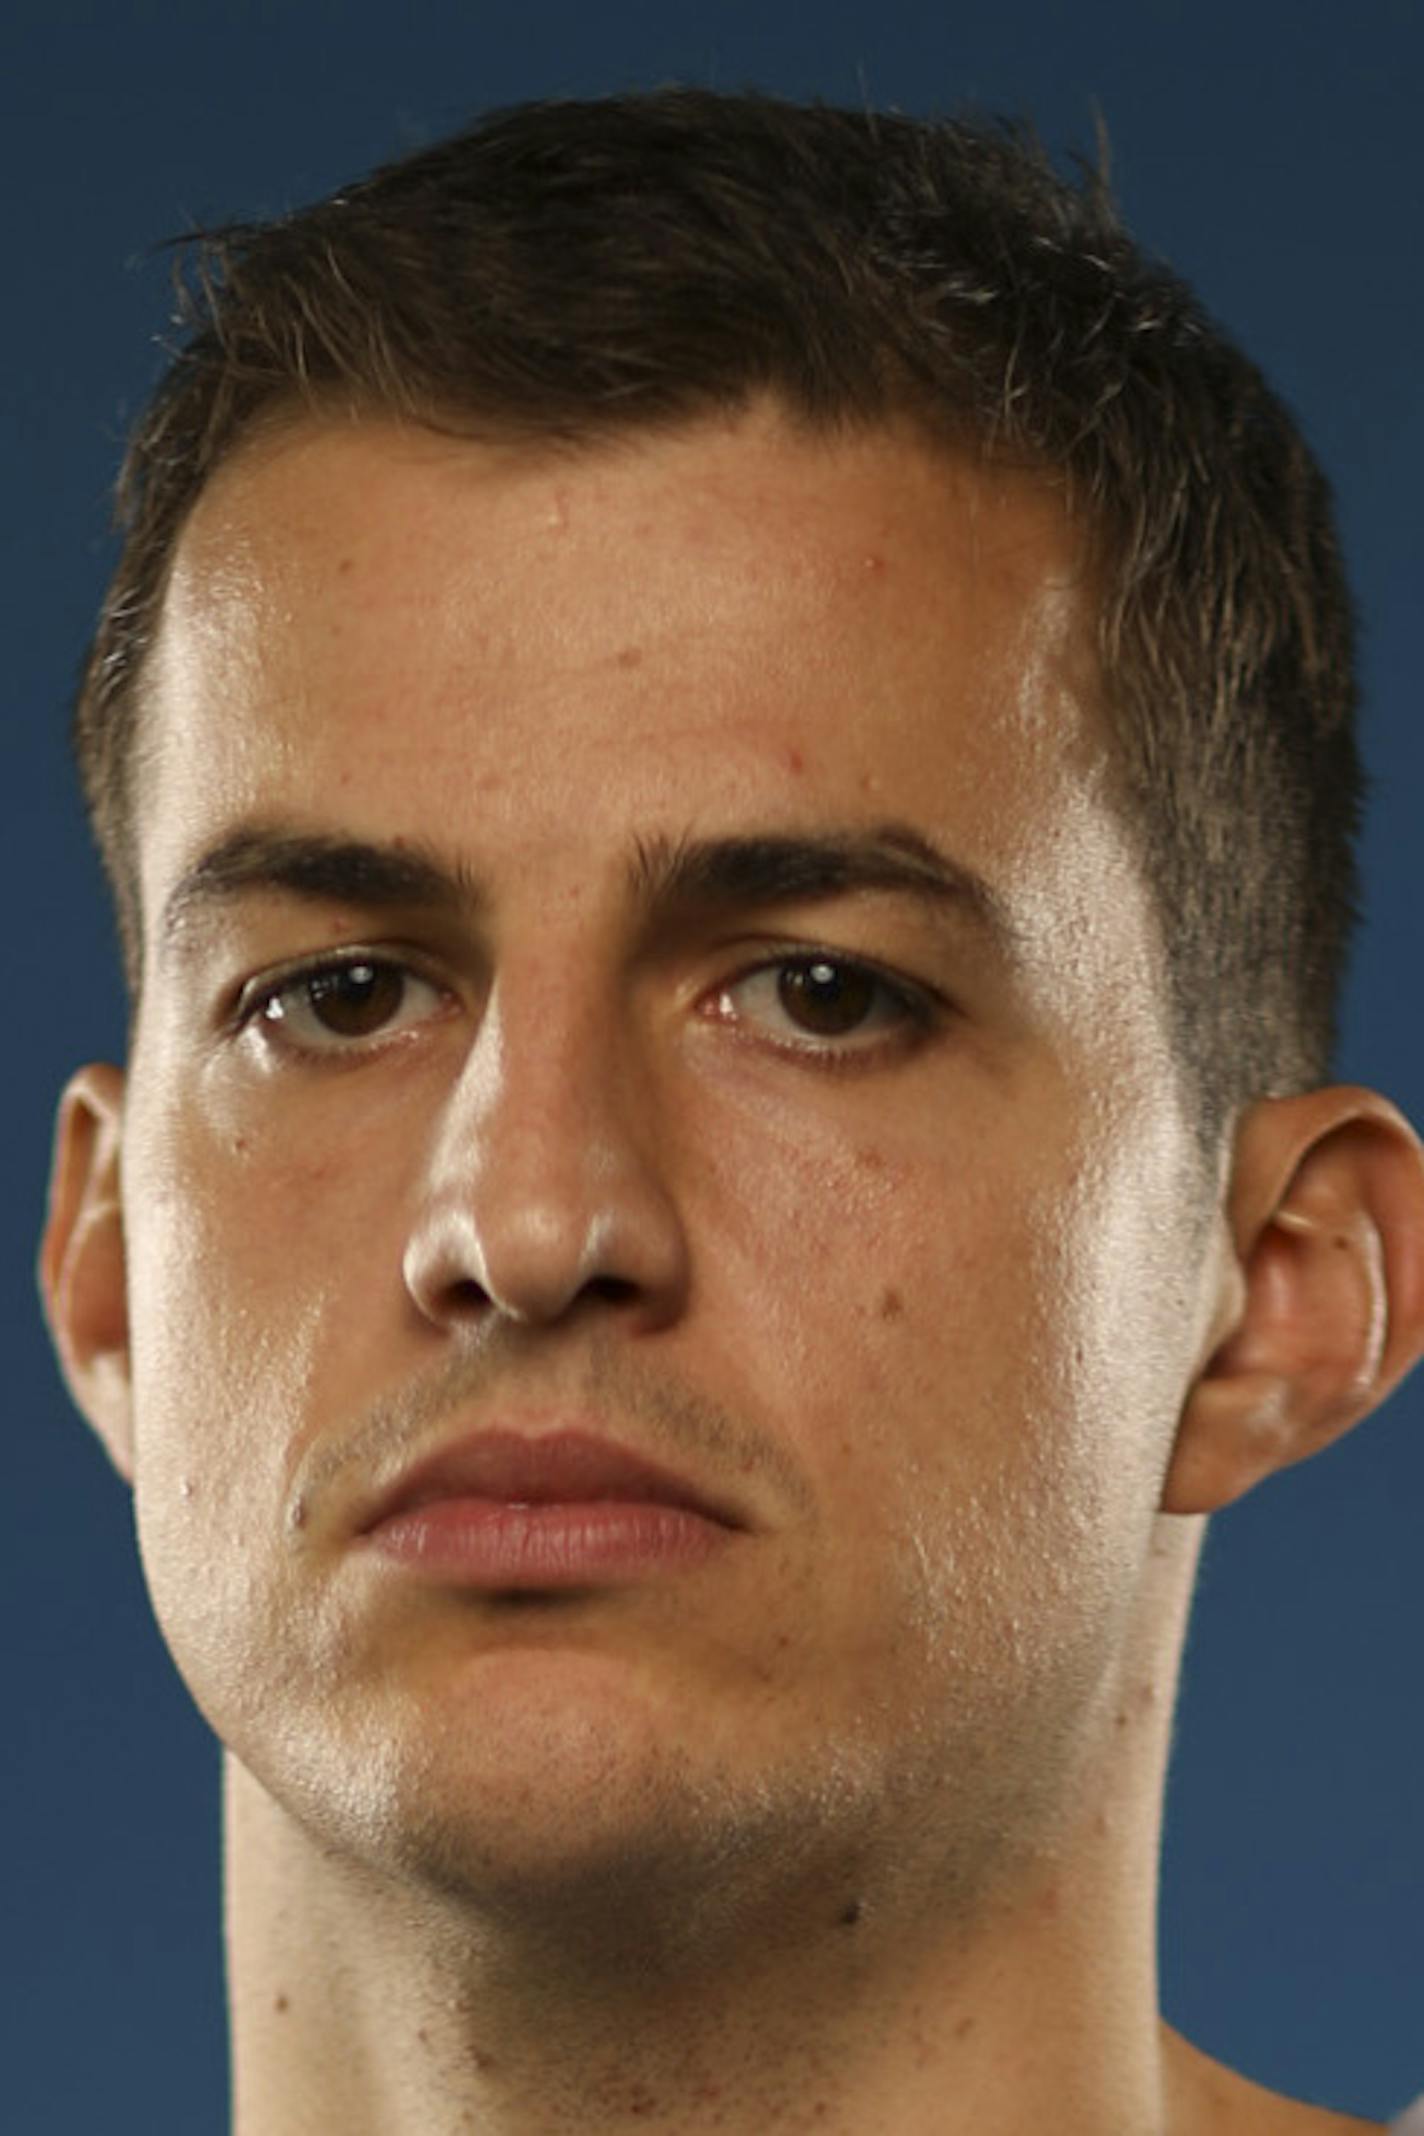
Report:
777,960,873,1035
307,963,402,1036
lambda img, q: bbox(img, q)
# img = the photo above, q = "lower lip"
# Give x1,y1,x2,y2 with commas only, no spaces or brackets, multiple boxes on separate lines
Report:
361,1498,736,1588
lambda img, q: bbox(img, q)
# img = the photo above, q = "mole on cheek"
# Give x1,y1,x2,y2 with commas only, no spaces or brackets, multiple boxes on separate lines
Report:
878,1288,904,1322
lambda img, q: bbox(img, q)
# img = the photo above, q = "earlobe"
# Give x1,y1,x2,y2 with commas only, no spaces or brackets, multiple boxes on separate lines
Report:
38,1063,134,1484
1161,1087,1424,1517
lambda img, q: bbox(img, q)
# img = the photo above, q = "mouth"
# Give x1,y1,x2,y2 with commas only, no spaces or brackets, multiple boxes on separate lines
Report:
355,1428,747,1590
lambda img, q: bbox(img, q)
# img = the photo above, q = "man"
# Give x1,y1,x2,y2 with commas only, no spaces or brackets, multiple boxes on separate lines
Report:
38,89,1424,2134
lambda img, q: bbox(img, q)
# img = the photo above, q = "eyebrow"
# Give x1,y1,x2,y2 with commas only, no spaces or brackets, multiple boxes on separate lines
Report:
629,826,1014,944
161,826,474,946
159,819,1016,955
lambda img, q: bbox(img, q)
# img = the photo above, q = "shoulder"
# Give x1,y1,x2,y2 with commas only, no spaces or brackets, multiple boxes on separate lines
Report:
1161,2024,1385,2134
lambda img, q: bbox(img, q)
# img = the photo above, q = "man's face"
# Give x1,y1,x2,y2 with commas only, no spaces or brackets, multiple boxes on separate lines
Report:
109,407,1219,1927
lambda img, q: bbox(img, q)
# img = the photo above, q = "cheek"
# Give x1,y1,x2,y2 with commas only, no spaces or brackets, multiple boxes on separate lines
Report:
981,1139,1206,1637
686,1084,1075,1491
701,1092,1186,1620
681,1098,938,1400
125,1116,365,1428
119,1094,407,1696
126,1067,420,1380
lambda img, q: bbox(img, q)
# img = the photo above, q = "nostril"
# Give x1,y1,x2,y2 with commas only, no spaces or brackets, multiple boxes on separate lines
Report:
587,1275,640,1306
403,1149,689,1331
447,1277,490,1312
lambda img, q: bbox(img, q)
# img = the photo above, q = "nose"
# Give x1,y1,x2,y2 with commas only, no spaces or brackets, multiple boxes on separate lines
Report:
402,970,690,1334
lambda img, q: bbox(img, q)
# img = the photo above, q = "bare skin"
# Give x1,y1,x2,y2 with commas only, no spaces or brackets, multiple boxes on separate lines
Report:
42,407,1423,2132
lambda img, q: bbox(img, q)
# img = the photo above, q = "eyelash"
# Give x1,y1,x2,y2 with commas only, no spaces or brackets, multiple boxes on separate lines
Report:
706,951,942,1066
231,946,944,1067
232,952,450,1059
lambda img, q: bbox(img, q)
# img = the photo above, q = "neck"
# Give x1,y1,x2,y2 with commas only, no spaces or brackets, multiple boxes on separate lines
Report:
227,1765,1162,2135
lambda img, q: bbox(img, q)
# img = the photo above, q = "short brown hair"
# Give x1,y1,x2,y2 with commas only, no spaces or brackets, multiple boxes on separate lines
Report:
75,88,1363,1144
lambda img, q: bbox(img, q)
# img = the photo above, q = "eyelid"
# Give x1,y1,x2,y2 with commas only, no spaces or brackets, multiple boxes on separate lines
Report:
706,944,946,1056
230,946,453,1053
223,938,945,1065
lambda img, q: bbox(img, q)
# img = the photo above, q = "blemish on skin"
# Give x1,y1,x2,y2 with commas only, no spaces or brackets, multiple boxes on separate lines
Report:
863,552,886,575
785,746,805,774
616,645,644,669
179,1477,196,1504
878,1288,904,1322
837,1898,864,1927
856,1145,885,1171
954,2015,976,2041
336,556,354,576
274,1992,290,2014
289,1494,309,1533
1118,1680,1157,1728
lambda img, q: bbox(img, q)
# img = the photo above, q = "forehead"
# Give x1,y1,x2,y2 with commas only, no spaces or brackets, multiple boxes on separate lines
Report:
139,408,1153,1010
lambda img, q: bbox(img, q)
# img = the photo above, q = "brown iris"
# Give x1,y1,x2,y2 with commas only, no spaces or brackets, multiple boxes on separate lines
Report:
301,962,406,1038
777,959,876,1036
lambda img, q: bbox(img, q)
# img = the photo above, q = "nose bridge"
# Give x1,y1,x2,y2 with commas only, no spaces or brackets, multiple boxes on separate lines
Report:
459,953,631,1200
403,937,688,1329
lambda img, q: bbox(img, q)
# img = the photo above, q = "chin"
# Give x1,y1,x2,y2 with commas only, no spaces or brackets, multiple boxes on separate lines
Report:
232,1648,873,1979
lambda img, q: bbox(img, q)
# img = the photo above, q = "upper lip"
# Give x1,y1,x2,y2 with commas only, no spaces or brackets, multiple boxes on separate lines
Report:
357,1428,747,1535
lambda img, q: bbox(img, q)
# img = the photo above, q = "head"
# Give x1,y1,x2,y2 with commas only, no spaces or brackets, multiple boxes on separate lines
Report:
42,93,1424,1976
78,86,1360,1152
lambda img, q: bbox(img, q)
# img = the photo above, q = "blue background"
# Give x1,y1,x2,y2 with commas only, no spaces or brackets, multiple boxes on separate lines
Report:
4,3,1420,2129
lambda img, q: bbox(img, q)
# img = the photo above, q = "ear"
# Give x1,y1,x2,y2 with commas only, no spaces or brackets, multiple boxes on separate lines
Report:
1162,1086,1424,1516
38,1062,134,1484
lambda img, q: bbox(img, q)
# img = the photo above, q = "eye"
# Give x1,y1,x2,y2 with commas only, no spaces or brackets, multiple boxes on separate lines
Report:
710,953,935,1054
241,956,448,1056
